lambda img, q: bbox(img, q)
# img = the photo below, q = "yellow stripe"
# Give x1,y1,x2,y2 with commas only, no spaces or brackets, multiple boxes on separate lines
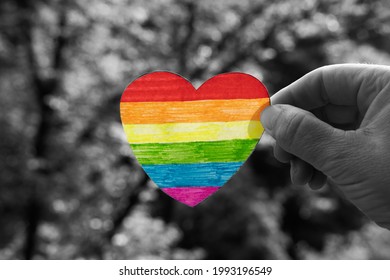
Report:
123,121,263,144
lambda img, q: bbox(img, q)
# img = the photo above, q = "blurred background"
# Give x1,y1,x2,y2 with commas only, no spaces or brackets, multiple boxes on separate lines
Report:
1,0,390,260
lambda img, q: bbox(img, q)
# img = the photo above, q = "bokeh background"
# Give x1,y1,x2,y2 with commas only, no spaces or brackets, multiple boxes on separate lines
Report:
1,0,390,260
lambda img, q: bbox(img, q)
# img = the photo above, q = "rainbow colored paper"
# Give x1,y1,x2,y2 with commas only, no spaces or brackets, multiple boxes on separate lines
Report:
120,72,269,206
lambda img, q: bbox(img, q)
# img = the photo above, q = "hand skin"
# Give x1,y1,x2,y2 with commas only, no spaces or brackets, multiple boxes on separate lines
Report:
260,64,390,230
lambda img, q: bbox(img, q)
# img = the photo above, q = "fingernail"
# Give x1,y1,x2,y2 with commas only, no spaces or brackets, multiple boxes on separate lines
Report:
260,105,281,132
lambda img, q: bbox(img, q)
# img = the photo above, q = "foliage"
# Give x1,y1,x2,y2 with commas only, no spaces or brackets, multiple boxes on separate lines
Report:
1,0,390,259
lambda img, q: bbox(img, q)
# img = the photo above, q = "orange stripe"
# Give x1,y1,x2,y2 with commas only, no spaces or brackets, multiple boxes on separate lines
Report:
120,98,269,124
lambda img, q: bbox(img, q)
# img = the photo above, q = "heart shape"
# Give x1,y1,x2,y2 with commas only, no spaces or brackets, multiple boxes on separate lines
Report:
120,72,269,207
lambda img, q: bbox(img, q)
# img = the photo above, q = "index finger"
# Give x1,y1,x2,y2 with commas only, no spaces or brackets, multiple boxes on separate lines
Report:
271,64,390,113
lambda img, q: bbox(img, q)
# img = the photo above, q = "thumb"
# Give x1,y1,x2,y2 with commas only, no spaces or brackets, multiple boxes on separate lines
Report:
260,104,355,175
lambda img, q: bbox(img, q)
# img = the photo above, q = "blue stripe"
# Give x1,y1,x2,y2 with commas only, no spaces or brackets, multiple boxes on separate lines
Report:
142,162,243,188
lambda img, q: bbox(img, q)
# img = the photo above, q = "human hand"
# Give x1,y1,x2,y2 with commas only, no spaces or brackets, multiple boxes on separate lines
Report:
260,64,390,229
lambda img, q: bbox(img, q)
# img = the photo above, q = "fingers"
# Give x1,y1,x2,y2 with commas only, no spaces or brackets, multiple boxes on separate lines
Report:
290,159,327,189
274,144,292,163
290,158,313,185
274,144,327,190
271,64,390,115
261,104,358,174
308,169,327,190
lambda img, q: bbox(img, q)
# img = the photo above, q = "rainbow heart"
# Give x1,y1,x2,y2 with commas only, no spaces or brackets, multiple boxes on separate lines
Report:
120,72,269,207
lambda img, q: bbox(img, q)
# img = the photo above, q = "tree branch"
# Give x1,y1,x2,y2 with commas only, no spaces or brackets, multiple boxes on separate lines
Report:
177,2,197,75
105,172,149,241
17,0,70,259
188,2,269,79
53,2,69,72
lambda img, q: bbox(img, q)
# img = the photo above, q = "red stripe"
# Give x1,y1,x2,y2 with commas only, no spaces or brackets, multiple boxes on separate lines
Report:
121,72,269,102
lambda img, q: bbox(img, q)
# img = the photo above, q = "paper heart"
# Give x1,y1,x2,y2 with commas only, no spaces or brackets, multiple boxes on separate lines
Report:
120,72,269,207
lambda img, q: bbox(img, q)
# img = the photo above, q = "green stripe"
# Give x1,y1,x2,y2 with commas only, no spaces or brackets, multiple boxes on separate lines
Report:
130,139,258,165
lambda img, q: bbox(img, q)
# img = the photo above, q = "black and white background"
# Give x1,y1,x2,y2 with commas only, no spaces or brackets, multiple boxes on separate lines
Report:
1,0,390,259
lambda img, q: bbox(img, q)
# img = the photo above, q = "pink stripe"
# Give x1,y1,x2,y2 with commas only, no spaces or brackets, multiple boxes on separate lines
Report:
161,187,220,207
